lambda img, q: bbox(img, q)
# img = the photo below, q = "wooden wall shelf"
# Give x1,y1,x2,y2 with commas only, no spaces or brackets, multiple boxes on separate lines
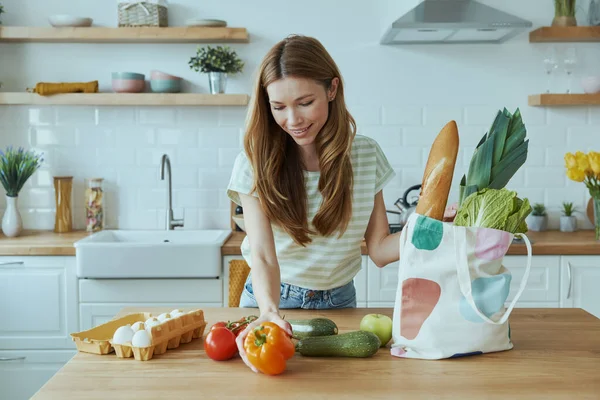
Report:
0,93,250,106
528,93,600,106
529,26,600,42
0,26,249,43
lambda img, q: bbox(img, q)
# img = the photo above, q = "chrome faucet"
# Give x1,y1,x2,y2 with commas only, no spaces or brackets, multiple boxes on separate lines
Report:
160,154,184,230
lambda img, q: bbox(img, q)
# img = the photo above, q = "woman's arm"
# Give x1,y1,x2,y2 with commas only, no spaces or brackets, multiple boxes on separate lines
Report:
238,193,281,314
364,190,401,268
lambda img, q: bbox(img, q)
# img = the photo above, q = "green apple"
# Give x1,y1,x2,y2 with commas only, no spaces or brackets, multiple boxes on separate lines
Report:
359,314,393,347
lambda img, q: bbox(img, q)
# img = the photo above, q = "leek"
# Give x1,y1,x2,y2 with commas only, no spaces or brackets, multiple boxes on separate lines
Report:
458,108,529,206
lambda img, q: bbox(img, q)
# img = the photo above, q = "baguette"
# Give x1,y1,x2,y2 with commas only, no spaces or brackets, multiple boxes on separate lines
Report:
415,120,459,220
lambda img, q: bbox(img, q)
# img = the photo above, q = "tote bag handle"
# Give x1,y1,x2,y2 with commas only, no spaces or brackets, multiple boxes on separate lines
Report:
454,228,532,325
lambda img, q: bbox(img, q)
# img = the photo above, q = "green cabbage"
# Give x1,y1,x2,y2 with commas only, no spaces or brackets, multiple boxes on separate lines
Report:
453,188,531,234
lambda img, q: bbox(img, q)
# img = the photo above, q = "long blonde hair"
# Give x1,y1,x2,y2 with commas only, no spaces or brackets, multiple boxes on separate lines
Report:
244,35,356,247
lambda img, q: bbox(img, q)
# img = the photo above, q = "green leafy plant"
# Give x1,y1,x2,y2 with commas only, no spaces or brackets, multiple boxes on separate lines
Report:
0,146,43,197
555,0,576,17
188,45,244,74
0,3,4,24
532,203,547,217
459,107,529,206
561,201,577,216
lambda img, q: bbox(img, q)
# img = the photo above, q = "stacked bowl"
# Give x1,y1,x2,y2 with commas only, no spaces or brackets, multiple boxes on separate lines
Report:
150,70,182,93
112,72,145,93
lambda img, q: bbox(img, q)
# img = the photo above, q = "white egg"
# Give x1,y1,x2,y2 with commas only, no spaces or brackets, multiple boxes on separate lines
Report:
112,325,134,345
131,321,145,332
132,329,152,348
157,312,171,322
145,317,161,333
170,309,183,317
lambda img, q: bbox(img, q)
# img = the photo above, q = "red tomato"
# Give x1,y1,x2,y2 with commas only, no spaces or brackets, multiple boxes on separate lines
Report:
204,327,238,361
210,321,227,331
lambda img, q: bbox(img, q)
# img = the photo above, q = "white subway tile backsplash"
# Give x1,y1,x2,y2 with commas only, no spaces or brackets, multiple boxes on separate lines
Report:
157,128,199,147
0,106,28,126
119,209,158,230
136,148,175,166
547,108,589,126
199,128,243,148
198,209,229,230
525,168,566,188
96,107,136,126
544,188,586,210
137,188,167,209
176,148,218,167
171,168,198,188
348,104,381,126
381,105,422,126
455,126,486,147
219,148,242,168
464,105,500,126
137,107,177,125
545,147,568,167
30,127,76,146
76,127,116,148
219,107,248,126
519,107,546,126
115,126,156,147
21,209,54,230
361,127,402,148
20,188,54,208
174,189,218,209
118,167,161,187
527,126,567,146
28,108,55,126
403,127,437,147
97,148,136,166
566,127,600,150
524,146,545,166
199,168,232,189
55,106,97,126
423,106,463,127
383,146,421,167
177,107,220,126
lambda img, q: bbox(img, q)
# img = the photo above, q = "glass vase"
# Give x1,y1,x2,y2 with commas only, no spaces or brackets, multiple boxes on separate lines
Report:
53,176,73,233
85,178,104,232
593,193,600,241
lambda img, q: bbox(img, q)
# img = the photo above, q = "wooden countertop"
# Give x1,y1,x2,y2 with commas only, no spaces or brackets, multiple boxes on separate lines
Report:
222,230,600,256
0,230,90,256
1,229,599,257
33,307,600,400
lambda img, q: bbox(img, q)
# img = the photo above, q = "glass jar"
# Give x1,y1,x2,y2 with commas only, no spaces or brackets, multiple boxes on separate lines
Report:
85,178,104,232
53,176,73,233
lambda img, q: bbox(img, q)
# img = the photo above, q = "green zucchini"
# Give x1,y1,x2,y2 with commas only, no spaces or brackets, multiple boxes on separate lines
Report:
295,330,381,358
287,317,338,340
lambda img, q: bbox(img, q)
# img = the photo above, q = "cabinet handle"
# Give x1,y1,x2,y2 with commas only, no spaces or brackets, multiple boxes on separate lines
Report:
0,356,26,361
0,261,24,266
567,261,573,300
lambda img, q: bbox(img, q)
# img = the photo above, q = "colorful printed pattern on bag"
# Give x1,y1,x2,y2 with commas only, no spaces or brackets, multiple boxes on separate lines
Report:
400,278,441,340
459,274,512,323
411,215,444,250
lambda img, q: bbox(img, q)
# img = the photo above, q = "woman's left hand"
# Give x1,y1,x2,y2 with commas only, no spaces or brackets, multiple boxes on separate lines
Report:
443,202,458,222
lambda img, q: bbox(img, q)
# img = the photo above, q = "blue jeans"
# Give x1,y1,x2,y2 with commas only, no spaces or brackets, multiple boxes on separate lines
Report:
239,274,357,310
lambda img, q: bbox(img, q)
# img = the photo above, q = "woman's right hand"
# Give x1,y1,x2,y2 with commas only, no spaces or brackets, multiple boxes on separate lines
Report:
235,311,293,373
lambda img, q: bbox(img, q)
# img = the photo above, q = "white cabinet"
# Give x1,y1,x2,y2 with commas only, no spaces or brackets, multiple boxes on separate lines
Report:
366,258,398,308
559,256,600,318
503,255,560,308
0,350,75,400
0,256,78,350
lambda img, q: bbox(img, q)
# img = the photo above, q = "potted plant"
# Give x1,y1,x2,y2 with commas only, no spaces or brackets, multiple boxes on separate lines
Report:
553,0,577,27
0,146,43,237
188,45,244,94
528,203,548,232
560,202,578,232
0,3,4,24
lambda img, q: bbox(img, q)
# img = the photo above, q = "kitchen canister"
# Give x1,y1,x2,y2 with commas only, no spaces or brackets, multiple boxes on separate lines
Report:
53,176,73,233
85,178,105,232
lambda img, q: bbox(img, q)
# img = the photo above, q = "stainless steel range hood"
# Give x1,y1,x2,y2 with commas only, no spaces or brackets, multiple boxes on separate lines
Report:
380,0,533,44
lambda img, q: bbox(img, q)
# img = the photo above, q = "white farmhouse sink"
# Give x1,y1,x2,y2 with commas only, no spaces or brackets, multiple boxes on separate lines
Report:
74,229,232,278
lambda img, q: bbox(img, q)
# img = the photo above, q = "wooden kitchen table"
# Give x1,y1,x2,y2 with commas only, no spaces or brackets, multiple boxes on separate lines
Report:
33,308,600,400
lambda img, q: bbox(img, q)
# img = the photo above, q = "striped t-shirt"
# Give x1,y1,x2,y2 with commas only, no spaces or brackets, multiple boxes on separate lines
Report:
226,134,395,290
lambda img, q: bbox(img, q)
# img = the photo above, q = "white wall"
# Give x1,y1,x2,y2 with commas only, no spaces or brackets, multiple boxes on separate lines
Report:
0,0,599,231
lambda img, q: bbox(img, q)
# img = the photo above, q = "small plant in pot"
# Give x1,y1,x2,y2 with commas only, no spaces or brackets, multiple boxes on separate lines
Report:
560,201,578,232
0,146,43,237
0,4,4,24
528,203,548,232
188,45,244,94
553,0,577,27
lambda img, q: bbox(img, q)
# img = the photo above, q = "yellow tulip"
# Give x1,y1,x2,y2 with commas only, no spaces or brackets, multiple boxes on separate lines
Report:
567,167,586,182
575,151,592,174
589,152,600,178
564,152,577,169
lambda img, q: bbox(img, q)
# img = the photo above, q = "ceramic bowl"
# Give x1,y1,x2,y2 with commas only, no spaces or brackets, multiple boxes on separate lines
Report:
150,70,181,80
581,76,600,94
112,72,145,81
112,79,145,93
150,79,182,93
48,15,93,27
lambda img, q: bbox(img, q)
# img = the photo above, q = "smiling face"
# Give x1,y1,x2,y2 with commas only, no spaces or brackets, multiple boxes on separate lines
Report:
266,76,338,149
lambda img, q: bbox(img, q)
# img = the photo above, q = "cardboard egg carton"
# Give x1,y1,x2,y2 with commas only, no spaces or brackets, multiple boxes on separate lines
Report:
70,309,206,361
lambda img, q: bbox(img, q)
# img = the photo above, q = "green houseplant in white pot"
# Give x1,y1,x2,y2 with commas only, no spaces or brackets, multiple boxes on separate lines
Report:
0,146,43,237
188,45,244,94
560,201,578,232
528,203,548,232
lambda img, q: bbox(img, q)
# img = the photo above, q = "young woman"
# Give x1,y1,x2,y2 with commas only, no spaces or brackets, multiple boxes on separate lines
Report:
228,34,406,372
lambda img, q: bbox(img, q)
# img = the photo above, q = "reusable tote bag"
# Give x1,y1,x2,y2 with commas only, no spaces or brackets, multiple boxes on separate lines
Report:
390,212,532,360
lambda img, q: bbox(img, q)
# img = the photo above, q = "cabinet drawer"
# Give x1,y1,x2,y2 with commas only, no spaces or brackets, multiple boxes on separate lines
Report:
79,278,222,303
503,256,560,302
0,256,78,350
0,349,75,400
